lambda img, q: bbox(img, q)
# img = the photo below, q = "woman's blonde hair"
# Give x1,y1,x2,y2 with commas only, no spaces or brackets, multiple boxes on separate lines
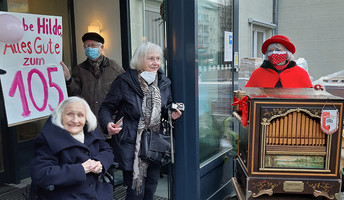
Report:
130,41,163,71
51,96,97,132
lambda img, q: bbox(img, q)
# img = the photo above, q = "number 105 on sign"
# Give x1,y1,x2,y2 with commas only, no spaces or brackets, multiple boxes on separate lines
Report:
1,66,67,126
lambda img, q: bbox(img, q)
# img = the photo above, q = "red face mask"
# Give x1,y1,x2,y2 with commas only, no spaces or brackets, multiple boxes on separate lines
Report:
268,51,287,65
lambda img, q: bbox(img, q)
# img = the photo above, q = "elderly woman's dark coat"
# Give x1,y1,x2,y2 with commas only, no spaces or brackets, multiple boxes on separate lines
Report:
30,118,114,200
98,68,172,171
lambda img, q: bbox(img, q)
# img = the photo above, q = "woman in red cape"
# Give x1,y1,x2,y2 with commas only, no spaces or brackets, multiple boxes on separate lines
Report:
245,35,313,88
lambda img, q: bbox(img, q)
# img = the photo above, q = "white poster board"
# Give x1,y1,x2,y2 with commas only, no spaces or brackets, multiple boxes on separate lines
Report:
224,31,233,62
0,12,67,127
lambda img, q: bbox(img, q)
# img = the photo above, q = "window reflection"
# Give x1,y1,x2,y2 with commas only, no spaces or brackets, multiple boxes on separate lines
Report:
130,0,166,71
198,0,236,163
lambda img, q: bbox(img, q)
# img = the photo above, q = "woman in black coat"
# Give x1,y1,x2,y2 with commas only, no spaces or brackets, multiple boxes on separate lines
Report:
99,42,183,200
30,96,114,200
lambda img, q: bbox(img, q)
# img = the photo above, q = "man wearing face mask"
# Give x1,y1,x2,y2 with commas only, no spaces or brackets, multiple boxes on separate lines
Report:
61,32,125,138
245,35,313,88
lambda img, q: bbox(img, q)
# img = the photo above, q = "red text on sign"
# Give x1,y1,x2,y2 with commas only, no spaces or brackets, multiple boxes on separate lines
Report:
8,67,64,117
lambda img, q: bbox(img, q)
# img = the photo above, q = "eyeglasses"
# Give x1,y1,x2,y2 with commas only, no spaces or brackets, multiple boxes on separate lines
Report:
83,43,102,49
147,57,161,62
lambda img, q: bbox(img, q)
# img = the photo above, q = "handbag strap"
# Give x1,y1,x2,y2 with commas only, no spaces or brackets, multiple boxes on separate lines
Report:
168,109,175,163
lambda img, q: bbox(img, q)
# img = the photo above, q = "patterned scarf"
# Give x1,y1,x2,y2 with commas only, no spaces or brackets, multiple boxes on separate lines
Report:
87,54,104,78
132,73,161,194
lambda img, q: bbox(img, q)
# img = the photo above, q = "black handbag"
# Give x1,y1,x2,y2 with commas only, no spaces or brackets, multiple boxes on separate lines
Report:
139,129,171,166
136,96,172,166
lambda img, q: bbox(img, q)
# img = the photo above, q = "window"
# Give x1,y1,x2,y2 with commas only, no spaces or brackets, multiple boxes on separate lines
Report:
252,28,266,59
248,18,275,58
198,0,235,163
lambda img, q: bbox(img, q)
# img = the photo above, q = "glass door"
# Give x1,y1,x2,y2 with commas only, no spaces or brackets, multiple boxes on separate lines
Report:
197,0,236,164
197,1,238,198
129,0,170,199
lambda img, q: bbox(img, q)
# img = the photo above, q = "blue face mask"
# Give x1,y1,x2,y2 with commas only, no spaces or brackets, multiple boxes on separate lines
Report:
85,47,100,60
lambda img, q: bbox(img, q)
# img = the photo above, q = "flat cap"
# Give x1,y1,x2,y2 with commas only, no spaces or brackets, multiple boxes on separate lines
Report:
82,32,104,44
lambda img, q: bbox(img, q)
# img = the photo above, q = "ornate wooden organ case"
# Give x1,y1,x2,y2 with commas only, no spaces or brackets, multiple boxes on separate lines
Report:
235,88,344,200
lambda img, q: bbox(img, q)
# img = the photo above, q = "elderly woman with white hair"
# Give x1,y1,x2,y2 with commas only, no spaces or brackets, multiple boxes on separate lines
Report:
30,96,114,200
245,35,313,88
99,41,183,199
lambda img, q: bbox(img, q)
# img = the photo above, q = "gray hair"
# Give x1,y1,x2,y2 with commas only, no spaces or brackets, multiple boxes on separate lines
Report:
51,96,97,132
264,43,295,61
130,41,163,71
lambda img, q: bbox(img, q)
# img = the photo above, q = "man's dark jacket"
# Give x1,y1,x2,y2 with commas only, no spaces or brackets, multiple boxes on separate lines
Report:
66,57,125,137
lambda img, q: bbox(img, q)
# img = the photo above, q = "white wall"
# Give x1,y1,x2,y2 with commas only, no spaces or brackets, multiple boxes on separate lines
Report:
278,0,344,80
73,0,122,66
238,0,274,60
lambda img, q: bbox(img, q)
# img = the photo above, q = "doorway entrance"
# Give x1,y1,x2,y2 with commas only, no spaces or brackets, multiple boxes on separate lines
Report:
0,0,72,184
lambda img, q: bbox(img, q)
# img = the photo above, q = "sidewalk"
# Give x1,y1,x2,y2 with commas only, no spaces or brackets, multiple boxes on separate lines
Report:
0,174,169,200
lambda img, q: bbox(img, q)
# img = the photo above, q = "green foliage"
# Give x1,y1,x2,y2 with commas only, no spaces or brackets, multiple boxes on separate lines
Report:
223,116,238,157
199,111,238,163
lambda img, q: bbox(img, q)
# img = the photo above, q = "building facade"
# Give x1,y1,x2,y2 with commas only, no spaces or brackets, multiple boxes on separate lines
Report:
0,0,239,199
1,0,343,199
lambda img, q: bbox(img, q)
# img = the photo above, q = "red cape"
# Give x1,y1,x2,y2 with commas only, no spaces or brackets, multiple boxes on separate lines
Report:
245,65,313,88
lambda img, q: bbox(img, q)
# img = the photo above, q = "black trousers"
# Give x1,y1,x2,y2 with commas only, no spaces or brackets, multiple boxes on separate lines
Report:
123,164,161,200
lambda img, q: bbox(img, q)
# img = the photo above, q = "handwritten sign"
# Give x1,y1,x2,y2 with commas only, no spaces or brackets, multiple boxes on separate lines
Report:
0,12,67,127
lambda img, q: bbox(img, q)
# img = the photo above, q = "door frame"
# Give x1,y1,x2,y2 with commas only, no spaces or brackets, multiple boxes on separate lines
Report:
0,0,77,185
0,82,17,184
